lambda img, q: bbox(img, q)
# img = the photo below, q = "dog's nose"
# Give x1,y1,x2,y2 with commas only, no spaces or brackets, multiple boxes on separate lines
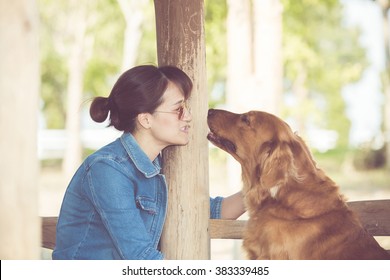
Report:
208,109,215,116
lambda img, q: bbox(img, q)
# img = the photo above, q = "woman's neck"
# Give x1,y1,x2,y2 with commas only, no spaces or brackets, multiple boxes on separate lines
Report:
132,130,165,162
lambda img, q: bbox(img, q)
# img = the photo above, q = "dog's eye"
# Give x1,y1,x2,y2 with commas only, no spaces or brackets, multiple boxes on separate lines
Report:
241,114,251,126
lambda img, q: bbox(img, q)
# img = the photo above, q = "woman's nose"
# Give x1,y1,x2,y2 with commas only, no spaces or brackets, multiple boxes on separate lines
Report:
183,106,192,122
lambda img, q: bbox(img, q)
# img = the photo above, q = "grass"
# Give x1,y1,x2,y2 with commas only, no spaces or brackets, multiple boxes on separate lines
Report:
313,149,390,196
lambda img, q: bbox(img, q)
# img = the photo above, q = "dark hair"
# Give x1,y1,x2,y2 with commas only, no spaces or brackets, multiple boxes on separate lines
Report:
90,65,193,132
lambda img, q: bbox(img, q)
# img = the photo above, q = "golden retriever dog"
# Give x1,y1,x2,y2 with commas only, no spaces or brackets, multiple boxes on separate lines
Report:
207,109,390,260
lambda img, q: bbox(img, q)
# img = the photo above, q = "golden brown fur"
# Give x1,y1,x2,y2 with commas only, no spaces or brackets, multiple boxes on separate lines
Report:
207,109,390,260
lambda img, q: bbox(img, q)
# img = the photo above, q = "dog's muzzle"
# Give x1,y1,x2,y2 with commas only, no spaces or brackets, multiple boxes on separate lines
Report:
207,131,236,153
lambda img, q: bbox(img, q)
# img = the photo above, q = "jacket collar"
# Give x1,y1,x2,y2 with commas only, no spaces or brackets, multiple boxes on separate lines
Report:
120,133,162,178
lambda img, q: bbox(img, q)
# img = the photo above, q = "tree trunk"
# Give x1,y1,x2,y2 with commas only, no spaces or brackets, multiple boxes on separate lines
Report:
225,0,253,193
0,0,40,259
62,1,91,181
117,0,148,71
379,1,390,169
226,0,282,114
154,0,209,259
226,0,252,113
253,0,283,115
225,0,283,190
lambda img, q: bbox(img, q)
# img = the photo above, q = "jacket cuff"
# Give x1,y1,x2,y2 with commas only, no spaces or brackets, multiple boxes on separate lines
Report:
210,196,224,219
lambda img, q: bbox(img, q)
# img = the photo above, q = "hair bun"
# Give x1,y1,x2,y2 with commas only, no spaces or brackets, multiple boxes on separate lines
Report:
90,97,110,123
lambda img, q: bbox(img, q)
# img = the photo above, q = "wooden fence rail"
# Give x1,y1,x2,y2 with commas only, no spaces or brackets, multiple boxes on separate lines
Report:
42,199,390,253
209,199,390,239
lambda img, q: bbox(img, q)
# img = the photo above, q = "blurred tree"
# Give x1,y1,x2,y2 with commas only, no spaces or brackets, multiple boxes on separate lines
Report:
204,0,367,150
253,0,283,114
40,0,229,131
39,0,95,177
39,0,68,129
135,0,157,65
0,0,40,258
225,0,252,114
371,0,390,169
225,0,283,114
39,0,368,155
62,0,96,181
283,0,367,148
40,0,125,129
39,0,128,179
117,0,148,71
224,0,283,191
83,0,125,100
205,0,228,107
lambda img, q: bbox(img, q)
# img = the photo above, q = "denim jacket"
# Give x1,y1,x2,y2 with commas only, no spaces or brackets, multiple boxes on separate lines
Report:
53,133,223,260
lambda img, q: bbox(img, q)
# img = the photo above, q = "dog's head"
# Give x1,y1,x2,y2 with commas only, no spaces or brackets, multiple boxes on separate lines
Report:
207,109,299,164
207,109,318,202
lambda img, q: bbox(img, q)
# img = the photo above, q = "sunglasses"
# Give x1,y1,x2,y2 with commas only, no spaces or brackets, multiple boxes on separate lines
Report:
154,101,190,120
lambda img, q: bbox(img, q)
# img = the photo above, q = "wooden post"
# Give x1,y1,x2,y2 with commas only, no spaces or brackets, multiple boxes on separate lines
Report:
0,0,40,258
154,0,210,259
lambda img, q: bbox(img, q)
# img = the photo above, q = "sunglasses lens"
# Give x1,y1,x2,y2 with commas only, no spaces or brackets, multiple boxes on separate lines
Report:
178,106,184,120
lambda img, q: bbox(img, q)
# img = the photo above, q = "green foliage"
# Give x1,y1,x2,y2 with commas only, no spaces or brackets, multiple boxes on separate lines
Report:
40,50,68,128
205,0,228,107
136,0,158,65
203,0,368,149
39,0,68,128
282,0,368,148
83,0,125,100
39,0,124,128
39,0,368,151
312,147,389,194
313,147,351,171
353,145,386,170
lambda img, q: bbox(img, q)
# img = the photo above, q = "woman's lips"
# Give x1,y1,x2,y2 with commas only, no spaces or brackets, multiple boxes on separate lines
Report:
180,125,190,133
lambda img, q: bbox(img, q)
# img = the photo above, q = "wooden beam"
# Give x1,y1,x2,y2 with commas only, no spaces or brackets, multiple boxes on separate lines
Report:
348,199,390,236
209,219,246,239
0,0,40,259
41,200,390,251
209,200,390,240
41,217,58,250
154,0,209,259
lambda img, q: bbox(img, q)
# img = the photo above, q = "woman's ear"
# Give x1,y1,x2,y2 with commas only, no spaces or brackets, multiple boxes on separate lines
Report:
137,113,152,129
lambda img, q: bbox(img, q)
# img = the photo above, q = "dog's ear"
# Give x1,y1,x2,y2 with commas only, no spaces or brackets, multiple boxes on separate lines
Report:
257,140,296,191
243,140,295,209
290,134,318,171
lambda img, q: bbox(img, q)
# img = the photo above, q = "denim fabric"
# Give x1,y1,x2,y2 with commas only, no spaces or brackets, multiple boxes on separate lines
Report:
53,132,223,260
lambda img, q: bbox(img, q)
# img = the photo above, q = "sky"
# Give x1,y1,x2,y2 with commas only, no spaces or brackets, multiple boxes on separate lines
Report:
341,0,385,147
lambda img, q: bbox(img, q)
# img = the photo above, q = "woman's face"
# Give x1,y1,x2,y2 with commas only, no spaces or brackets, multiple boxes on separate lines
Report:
150,82,192,148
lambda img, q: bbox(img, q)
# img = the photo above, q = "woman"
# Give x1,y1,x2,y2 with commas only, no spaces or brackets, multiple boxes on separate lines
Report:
53,65,245,260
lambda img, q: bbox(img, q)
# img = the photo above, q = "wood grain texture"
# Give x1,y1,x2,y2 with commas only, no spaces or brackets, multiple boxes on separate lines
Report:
0,0,40,259
209,200,390,241
154,0,209,259
42,199,390,254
